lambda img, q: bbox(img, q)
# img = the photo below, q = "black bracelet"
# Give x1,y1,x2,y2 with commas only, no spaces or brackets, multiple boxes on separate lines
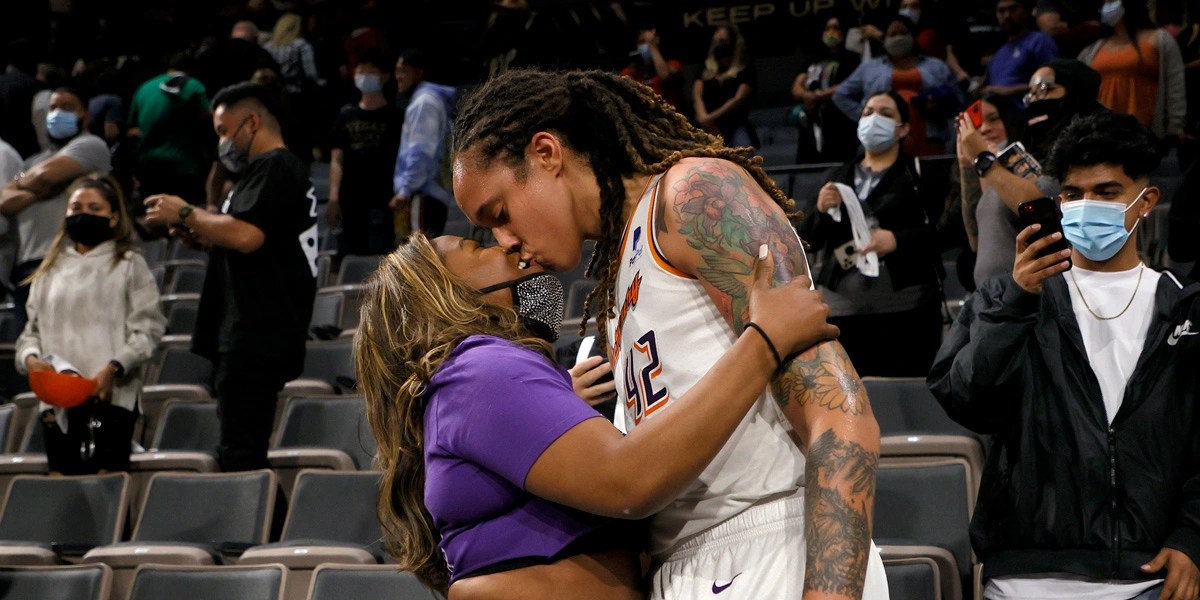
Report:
743,322,782,371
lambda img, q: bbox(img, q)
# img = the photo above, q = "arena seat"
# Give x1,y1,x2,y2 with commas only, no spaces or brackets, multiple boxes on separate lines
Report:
129,563,285,600
0,408,50,502
309,290,344,336
165,264,207,295
140,239,169,267
268,396,375,498
129,400,220,517
283,340,355,396
167,240,211,262
335,255,382,286
82,470,277,600
240,470,384,600
875,441,978,600
863,378,982,442
0,564,111,600
881,546,948,600
0,473,128,565
307,564,440,600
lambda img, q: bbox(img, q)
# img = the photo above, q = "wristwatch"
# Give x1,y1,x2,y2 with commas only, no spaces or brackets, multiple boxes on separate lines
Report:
178,204,195,226
973,151,998,178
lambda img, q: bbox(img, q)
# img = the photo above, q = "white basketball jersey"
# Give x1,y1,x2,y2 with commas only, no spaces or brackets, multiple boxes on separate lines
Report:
607,174,807,557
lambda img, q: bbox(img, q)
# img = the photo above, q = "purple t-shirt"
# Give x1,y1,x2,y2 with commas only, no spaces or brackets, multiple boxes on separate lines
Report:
424,335,608,582
987,31,1059,87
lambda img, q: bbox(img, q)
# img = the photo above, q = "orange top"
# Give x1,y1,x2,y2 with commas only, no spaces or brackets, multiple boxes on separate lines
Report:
891,68,944,157
1091,35,1160,127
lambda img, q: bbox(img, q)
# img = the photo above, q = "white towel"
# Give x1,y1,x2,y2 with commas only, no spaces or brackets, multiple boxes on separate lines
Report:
827,183,880,277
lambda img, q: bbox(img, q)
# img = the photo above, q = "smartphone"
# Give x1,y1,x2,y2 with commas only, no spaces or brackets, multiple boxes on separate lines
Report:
965,100,984,128
1017,197,1071,270
998,141,1043,180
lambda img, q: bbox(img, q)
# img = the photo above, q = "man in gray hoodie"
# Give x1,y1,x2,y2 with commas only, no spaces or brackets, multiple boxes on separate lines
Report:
389,49,457,237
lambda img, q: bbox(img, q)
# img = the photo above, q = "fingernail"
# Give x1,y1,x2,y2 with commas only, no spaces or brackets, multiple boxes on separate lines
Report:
1032,224,1041,230
758,244,768,259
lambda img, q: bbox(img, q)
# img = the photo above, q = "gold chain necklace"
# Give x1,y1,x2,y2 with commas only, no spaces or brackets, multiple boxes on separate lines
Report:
1069,263,1145,321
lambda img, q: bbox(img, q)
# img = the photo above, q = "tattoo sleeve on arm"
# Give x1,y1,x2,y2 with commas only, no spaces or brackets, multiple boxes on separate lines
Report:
669,160,878,599
804,429,878,597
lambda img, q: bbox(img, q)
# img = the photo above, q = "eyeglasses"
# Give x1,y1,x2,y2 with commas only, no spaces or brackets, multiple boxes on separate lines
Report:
1023,81,1061,105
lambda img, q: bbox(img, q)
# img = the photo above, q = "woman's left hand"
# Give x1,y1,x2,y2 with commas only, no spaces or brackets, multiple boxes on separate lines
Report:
569,356,616,407
859,229,898,258
93,364,117,403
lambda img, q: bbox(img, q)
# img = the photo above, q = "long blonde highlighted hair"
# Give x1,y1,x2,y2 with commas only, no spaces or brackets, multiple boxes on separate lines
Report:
353,233,552,592
269,13,302,47
701,24,749,80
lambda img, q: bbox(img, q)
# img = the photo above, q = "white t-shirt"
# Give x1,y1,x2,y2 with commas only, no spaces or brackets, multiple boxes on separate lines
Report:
1064,263,1158,424
988,263,1161,600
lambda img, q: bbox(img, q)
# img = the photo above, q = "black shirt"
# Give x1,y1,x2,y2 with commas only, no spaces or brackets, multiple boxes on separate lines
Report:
193,148,318,379
332,104,402,208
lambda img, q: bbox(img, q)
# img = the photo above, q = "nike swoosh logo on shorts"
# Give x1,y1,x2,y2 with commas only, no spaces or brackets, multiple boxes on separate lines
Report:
712,573,742,594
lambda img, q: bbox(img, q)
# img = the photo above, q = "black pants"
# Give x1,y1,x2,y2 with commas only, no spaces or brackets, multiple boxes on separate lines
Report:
338,205,395,257
415,195,448,237
42,402,137,475
213,354,285,472
829,301,944,378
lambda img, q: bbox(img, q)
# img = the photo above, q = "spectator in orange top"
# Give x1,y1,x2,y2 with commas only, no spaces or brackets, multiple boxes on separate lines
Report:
1077,0,1185,140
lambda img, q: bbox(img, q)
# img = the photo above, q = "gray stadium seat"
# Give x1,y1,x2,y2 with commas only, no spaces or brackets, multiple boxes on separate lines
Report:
129,400,220,519
284,340,354,395
874,445,977,600
307,564,440,600
130,564,285,600
0,564,112,600
240,470,384,600
140,239,169,266
309,290,344,334
864,377,981,441
0,473,129,565
166,265,206,295
881,546,945,600
336,255,382,286
268,396,375,498
82,470,277,600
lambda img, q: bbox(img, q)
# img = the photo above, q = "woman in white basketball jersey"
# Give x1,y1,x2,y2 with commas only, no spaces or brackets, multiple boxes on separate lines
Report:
451,69,889,600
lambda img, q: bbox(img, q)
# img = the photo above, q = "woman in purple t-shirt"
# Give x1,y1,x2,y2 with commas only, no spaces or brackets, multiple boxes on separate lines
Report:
354,233,839,598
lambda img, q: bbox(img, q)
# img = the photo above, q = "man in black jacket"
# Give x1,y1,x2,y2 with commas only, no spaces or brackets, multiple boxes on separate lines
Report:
929,111,1200,600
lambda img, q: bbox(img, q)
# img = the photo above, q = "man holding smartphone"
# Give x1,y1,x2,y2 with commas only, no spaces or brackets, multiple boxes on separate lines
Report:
930,111,1200,600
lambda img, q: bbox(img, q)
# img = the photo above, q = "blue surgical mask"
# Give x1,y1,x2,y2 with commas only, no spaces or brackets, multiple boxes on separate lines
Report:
898,8,921,23
638,43,653,63
857,113,898,153
1100,0,1124,27
46,110,80,141
354,73,383,95
1060,188,1147,261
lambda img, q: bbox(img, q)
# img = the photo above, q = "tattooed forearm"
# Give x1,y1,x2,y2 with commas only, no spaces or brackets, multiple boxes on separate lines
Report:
670,163,805,325
772,341,868,415
804,429,878,598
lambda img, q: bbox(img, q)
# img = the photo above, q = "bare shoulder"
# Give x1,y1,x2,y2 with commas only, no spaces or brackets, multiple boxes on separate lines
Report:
654,156,806,324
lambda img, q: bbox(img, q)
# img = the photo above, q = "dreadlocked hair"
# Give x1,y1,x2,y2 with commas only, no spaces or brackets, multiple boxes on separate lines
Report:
453,68,794,351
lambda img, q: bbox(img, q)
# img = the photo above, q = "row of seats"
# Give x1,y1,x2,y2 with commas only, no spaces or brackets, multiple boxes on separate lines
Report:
0,469,391,600
0,563,437,600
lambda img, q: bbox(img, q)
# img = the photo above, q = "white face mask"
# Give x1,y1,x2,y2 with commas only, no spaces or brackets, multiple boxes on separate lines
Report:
857,113,898,153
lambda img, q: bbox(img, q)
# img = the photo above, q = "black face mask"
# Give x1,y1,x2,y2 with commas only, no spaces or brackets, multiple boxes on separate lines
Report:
712,42,735,61
64,213,115,247
478,272,565,343
1023,98,1067,154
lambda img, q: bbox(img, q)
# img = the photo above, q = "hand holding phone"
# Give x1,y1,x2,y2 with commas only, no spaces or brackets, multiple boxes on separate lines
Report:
1017,198,1075,289
965,100,984,129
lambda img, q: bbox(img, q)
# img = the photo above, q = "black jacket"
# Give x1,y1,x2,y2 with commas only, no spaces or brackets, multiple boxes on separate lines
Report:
928,271,1200,581
798,153,945,292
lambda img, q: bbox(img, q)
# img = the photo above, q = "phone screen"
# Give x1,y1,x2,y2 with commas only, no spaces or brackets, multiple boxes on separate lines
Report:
966,100,984,128
1017,197,1072,269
